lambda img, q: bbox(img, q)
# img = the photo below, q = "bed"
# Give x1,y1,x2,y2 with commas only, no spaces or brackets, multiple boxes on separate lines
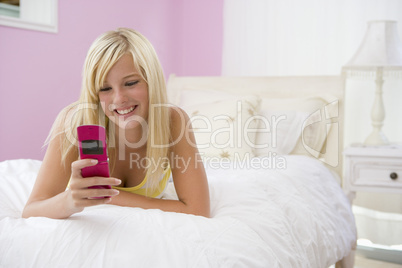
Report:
0,75,356,267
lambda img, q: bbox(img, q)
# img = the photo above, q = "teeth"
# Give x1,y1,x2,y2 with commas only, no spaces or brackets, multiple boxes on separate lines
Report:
116,106,135,115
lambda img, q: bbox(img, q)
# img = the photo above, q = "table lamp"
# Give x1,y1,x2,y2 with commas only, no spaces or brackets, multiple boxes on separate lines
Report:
343,20,402,145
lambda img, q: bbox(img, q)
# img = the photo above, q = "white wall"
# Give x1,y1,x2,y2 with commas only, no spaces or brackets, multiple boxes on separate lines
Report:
222,0,402,76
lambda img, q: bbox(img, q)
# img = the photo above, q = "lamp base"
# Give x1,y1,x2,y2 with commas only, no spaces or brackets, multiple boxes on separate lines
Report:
364,130,389,146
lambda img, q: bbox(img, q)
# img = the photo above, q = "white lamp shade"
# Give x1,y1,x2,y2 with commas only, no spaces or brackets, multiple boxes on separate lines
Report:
344,20,402,70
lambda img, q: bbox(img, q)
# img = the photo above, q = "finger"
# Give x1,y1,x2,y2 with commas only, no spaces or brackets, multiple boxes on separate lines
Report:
73,197,113,208
72,188,119,200
87,188,120,199
71,159,98,178
79,177,121,188
69,176,120,191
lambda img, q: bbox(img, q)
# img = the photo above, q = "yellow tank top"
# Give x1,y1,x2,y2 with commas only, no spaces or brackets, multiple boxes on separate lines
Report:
112,167,171,198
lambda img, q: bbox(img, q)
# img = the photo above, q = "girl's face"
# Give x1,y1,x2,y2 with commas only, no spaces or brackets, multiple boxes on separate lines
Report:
98,54,149,131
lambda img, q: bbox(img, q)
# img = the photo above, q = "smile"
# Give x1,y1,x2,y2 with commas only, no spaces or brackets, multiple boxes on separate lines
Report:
114,105,137,115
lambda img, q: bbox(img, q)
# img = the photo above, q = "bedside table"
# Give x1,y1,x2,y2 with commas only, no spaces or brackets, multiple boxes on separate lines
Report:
343,144,402,203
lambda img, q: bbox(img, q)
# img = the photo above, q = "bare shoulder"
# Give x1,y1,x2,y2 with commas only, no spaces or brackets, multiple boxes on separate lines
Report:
168,106,191,141
53,103,80,133
167,105,200,155
42,102,81,175
45,103,80,169
169,106,190,125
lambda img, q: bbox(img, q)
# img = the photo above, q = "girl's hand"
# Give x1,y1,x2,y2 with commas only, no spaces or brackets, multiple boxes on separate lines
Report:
66,159,121,214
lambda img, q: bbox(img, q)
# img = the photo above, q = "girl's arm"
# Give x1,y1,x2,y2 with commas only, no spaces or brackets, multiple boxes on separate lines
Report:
22,131,120,219
110,107,210,217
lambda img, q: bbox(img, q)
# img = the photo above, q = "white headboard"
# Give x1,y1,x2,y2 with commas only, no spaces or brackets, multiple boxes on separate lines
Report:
166,74,345,179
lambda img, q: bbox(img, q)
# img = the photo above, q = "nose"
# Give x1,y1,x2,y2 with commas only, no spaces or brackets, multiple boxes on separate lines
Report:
113,87,128,104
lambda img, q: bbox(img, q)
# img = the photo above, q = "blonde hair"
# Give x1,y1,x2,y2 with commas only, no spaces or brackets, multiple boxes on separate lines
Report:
49,28,170,195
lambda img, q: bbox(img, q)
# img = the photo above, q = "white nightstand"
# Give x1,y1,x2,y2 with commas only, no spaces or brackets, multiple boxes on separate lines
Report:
343,144,402,203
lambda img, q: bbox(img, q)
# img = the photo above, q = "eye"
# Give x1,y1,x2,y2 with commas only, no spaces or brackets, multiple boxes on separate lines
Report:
126,80,139,87
99,87,112,92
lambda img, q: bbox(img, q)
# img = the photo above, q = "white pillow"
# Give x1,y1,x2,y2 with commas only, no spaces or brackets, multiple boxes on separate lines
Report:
254,97,331,157
181,95,261,160
178,89,333,157
253,110,309,156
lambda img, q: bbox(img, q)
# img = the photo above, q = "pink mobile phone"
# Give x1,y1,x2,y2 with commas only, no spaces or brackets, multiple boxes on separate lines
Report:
77,125,112,196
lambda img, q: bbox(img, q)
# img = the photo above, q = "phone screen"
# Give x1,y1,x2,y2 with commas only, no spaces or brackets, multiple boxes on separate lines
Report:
81,140,104,155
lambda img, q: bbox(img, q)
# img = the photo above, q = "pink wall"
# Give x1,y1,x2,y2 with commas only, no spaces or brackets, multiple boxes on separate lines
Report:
0,0,223,161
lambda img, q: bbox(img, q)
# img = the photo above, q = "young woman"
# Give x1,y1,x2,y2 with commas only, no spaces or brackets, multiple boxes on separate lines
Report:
22,28,210,219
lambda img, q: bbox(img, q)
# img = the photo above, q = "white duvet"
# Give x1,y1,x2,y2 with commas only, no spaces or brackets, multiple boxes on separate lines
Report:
0,156,356,268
